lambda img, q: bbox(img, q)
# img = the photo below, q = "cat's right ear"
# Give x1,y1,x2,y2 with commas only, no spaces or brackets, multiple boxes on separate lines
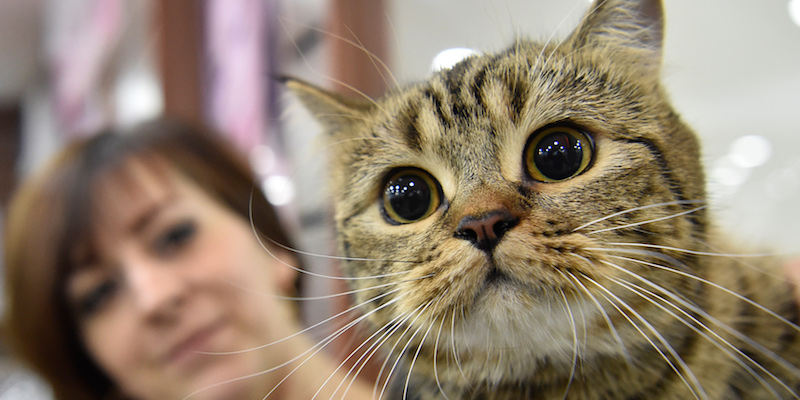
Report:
568,0,664,71
283,77,374,135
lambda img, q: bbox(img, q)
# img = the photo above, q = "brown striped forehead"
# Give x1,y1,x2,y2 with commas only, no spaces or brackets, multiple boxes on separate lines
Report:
393,41,673,143
366,43,622,169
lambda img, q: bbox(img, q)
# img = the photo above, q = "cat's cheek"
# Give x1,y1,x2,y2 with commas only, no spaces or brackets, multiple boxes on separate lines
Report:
492,232,601,281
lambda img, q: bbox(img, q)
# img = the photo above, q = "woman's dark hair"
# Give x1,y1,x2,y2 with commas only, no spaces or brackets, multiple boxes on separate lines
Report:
3,117,292,399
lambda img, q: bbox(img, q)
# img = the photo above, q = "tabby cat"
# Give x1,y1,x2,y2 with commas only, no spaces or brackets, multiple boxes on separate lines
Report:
286,0,800,398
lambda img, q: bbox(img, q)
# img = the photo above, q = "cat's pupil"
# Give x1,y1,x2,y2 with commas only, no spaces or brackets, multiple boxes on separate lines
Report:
385,173,433,222
532,131,586,181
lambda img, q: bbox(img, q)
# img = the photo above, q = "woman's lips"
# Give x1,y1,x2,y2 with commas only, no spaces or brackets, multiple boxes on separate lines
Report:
165,320,226,366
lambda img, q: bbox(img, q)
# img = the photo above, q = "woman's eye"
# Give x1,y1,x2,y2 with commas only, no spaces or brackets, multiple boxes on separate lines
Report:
382,169,442,224
76,279,119,317
154,220,197,256
524,125,594,182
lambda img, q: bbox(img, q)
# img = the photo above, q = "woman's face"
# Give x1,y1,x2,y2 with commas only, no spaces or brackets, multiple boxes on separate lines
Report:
66,161,298,400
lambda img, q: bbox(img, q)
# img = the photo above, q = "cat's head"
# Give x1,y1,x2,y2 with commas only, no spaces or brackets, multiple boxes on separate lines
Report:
288,0,708,380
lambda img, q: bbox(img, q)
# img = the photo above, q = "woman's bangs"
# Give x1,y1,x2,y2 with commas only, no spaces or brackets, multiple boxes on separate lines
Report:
67,155,173,271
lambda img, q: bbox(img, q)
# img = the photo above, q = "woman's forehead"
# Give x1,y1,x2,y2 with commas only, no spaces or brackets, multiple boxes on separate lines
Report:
67,158,174,268
88,159,178,240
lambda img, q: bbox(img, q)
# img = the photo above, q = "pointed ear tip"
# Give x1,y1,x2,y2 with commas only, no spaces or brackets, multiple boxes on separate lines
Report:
278,76,324,95
279,76,306,90
573,0,666,52
274,74,303,86
282,78,329,100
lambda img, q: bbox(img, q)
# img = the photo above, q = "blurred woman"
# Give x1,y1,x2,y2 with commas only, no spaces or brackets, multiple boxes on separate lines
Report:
3,118,372,399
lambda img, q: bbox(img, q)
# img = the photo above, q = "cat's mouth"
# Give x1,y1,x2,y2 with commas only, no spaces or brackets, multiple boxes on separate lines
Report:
481,265,530,294
478,263,547,299
485,267,511,285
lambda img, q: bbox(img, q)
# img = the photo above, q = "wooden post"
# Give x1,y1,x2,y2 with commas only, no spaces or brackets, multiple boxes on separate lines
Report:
323,0,391,385
0,105,20,208
153,0,205,124
327,0,390,99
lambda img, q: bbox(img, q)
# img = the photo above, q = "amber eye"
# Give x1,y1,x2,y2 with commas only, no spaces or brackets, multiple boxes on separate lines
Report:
382,169,442,224
524,125,594,182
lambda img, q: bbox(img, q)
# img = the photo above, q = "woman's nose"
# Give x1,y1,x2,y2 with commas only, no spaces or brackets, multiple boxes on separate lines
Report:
126,256,188,321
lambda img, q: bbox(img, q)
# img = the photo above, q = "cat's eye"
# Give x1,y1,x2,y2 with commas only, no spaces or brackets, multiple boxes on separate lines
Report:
524,125,594,182
382,169,442,224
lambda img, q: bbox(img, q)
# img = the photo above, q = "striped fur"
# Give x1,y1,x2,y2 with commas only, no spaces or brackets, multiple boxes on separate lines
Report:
288,0,800,398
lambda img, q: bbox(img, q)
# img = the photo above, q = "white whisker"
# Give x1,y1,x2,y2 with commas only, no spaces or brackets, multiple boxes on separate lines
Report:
218,273,432,302
450,308,467,379
610,255,800,336
200,288,400,356
278,18,387,114
283,274,433,301
700,239,791,281
433,314,452,400
342,23,400,92
592,243,786,258
531,0,591,74
287,19,399,91
336,313,406,400
373,303,430,400
583,274,707,400
561,266,631,363
369,332,405,400
583,205,708,236
585,247,693,274
572,200,705,232
251,212,420,268
378,302,434,400
256,238,412,281
183,294,397,400
323,312,405,400
404,304,438,400
607,255,800,379
248,188,417,282
558,287,579,399
607,271,797,399
262,294,409,400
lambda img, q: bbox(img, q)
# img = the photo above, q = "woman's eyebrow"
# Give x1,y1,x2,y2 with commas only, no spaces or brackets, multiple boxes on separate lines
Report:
126,193,178,235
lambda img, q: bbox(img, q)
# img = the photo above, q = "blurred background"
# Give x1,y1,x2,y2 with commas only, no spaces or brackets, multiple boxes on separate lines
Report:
0,0,798,397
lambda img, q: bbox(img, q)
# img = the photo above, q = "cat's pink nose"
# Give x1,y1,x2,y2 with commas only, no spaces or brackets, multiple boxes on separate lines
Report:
455,211,518,252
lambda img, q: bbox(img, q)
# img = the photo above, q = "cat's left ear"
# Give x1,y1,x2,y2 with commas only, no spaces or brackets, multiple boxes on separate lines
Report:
283,78,374,136
569,0,664,69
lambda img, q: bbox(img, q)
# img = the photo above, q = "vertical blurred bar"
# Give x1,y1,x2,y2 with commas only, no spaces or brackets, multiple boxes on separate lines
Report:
204,0,269,152
154,0,205,125
0,106,20,207
321,0,390,384
327,0,390,99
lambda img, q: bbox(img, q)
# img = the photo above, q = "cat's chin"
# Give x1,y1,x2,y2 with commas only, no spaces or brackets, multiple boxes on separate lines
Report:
444,283,594,379
466,279,572,336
